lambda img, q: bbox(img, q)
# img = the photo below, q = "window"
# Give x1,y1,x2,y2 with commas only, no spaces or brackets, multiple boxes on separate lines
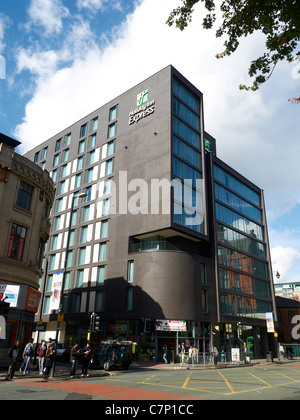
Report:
100,220,109,238
77,156,84,171
42,147,48,159
126,288,133,311
102,198,110,216
82,205,90,222
200,264,206,285
75,173,82,189
80,123,87,138
108,122,116,139
55,139,62,152
87,150,94,166
46,275,53,292
90,117,98,132
76,270,84,288
78,139,86,154
105,158,114,176
98,242,107,261
62,148,69,163
16,181,33,211
34,151,40,163
96,266,106,285
109,105,118,121
53,154,60,167
65,250,73,268
6,224,27,261
107,140,115,156
80,226,88,244
72,293,81,313
60,164,68,179
128,261,134,283
88,134,97,149
95,291,105,312
78,247,86,265
64,133,71,147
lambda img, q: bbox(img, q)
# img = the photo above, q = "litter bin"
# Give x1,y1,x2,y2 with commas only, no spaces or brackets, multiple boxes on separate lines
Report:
266,351,273,362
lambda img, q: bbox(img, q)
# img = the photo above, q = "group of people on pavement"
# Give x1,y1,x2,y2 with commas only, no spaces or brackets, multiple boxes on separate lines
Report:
4,339,93,382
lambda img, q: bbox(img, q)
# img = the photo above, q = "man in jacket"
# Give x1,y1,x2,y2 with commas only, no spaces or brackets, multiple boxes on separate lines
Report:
36,340,47,375
5,340,22,380
70,343,80,378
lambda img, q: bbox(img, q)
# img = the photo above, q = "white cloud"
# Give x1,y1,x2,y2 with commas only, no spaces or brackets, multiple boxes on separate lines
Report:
76,0,123,12
27,0,70,35
271,245,300,283
0,13,11,53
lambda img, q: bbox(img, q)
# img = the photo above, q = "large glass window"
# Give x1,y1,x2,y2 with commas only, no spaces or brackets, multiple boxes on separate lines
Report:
217,224,266,259
214,165,261,206
173,97,200,131
173,78,200,113
216,203,264,241
173,136,201,168
219,268,270,298
173,157,201,186
215,183,262,223
16,181,33,211
220,293,272,319
218,246,269,279
6,224,27,261
173,117,200,149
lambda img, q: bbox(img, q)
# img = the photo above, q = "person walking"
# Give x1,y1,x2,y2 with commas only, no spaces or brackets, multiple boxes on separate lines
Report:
43,343,55,381
70,343,80,378
81,343,92,377
23,338,34,374
37,340,47,375
180,343,186,366
5,340,22,381
162,344,168,364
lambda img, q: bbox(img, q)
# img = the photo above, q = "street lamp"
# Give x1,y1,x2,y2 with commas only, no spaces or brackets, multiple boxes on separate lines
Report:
274,271,281,280
51,191,87,377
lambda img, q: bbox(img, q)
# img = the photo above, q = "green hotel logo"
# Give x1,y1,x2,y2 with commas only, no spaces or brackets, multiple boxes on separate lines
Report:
137,90,149,106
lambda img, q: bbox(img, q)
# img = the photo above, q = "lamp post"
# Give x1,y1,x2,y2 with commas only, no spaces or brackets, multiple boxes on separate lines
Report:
51,191,87,377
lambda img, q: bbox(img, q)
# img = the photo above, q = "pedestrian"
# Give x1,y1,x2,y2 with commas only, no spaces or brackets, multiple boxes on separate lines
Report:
279,343,284,359
37,340,47,375
23,338,34,374
180,343,185,366
162,344,168,364
43,343,55,381
81,343,92,377
70,343,80,377
5,340,22,381
192,346,198,365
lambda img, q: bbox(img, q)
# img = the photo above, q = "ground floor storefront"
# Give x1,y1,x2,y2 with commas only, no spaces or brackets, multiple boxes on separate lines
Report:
31,318,277,364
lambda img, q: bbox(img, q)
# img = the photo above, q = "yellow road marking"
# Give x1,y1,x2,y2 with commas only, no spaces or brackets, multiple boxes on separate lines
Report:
182,373,192,389
266,369,298,382
247,372,272,387
217,371,234,394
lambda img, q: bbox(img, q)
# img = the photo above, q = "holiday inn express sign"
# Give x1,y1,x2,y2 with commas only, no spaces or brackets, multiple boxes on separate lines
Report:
129,89,156,125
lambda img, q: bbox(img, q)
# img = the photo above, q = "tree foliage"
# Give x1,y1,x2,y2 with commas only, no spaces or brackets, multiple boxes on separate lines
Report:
166,0,300,94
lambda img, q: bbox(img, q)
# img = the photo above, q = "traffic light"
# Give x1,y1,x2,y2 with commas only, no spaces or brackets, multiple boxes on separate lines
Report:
144,318,151,333
91,313,101,332
0,299,10,319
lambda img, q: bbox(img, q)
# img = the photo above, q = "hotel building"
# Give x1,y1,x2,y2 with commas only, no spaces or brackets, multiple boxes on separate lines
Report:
24,66,277,361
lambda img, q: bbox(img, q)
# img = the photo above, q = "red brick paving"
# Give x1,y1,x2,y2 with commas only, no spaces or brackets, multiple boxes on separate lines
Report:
28,380,206,400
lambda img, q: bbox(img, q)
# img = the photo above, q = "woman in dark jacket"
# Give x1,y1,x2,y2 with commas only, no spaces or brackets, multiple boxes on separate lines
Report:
43,344,55,381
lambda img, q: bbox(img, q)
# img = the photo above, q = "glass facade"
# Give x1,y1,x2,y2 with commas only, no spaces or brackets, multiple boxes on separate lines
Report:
172,77,204,234
214,163,271,319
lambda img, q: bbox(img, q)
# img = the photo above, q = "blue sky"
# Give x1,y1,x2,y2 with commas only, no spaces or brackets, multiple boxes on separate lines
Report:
0,0,299,284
